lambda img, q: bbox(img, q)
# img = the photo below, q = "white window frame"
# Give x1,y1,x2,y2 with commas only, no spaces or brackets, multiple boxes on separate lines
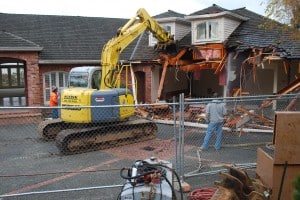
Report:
195,20,219,42
43,71,69,105
149,25,173,46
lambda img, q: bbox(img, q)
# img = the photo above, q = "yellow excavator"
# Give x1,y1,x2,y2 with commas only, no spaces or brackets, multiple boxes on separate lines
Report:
38,8,175,154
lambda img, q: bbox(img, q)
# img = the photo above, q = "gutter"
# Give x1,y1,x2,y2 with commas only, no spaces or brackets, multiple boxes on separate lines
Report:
0,47,43,51
39,60,100,65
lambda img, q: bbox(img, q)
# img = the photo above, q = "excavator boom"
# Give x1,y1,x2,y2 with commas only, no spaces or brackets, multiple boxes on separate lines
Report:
101,8,174,89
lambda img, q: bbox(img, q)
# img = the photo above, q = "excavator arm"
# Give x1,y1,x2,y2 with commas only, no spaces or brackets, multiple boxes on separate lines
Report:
100,8,175,90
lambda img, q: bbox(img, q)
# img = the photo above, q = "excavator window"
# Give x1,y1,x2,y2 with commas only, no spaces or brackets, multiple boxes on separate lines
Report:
91,70,101,90
69,72,89,88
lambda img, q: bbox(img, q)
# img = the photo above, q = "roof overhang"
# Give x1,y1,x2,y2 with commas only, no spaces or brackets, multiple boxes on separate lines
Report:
156,17,190,25
0,47,43,51
185,11,249,21
39,60,100,65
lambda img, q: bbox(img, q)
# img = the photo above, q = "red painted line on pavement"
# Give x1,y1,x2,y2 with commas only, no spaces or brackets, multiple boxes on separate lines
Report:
5,158,120,195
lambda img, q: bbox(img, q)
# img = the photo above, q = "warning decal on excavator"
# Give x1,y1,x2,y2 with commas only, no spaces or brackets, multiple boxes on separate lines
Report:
63,95,79,103
95,97,105,102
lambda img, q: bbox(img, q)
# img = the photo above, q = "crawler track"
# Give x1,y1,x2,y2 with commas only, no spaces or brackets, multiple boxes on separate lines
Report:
56,119,157,154
38,118,157,154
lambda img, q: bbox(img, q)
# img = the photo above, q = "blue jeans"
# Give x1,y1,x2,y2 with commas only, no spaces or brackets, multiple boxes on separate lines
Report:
201,122,223,150
51,108,59,119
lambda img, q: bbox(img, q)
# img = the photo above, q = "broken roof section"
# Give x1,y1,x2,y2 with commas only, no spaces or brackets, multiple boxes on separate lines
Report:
183,4,300,59
227,7,300,59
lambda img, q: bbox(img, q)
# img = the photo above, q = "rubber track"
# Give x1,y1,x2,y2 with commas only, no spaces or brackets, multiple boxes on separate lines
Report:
37,118,65,140
55,119,158,155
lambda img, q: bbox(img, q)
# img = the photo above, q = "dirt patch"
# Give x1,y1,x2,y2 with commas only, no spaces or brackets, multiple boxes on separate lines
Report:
103,138,193,160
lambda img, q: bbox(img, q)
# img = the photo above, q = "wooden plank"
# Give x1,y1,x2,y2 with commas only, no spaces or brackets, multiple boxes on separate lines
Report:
155,61,168,102
272,165,300,200
274,112,300,164
256,147,273,188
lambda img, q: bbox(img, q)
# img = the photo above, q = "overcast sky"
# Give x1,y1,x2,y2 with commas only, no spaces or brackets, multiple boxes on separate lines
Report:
0,0,267,18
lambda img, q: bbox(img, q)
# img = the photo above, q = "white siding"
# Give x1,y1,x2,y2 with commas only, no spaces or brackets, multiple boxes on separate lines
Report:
148,21,190,46
223,17,241,39
174,22,190,41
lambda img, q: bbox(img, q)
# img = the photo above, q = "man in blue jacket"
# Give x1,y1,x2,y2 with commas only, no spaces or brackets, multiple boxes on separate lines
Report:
200,92,226,150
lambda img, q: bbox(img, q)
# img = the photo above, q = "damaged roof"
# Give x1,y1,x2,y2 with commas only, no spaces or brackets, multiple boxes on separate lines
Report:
226,8,300,59
186,4,300,59
0,4,299,63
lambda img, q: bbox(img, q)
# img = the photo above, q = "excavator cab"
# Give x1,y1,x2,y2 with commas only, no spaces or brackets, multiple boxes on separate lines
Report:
68,66,101,89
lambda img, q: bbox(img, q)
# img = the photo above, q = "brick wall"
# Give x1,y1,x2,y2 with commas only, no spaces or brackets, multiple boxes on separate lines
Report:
121,64,154,103
0,51,156,106
0,51,40,106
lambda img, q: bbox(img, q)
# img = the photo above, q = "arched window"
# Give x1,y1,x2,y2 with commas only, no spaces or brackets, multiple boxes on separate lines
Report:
43,71,69,105
0,61,25,106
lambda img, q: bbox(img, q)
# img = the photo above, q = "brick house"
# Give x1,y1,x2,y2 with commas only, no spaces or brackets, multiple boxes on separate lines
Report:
0,4,299,109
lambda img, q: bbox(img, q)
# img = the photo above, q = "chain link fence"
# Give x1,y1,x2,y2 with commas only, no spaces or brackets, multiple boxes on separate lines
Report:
0,94,299,199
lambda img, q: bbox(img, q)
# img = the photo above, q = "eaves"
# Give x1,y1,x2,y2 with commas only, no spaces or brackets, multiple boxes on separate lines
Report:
0,47,43,51
156,17,190,25
39,60,100,65
185,11,249,21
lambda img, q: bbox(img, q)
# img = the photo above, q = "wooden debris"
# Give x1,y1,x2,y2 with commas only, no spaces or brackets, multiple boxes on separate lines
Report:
211,166,269,200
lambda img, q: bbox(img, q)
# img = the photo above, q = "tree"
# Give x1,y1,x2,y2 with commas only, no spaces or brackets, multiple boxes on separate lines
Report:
293,174,300,200
262,0,300,39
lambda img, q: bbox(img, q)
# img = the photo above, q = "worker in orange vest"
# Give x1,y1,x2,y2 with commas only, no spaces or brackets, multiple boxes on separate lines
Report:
50,86,59,119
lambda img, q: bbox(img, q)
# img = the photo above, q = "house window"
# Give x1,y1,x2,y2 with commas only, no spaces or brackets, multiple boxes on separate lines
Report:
149,25,172,46
43,71,68,105
0,62,25,106
196,21,219,41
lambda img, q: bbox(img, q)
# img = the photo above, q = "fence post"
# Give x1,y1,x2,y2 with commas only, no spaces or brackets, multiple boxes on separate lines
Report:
173,96,179,174
174,93,191,192
179,93,185,178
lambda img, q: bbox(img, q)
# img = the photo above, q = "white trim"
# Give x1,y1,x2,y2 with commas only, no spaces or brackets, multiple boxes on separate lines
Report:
43,71,69,105
185,11,249,21
192,19,221,44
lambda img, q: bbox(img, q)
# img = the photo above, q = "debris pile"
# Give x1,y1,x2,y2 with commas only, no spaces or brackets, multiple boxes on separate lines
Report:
224,106,274,134
211,166,270,200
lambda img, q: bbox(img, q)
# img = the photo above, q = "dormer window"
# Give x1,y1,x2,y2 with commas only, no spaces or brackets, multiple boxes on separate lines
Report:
187,11,248,45
196,20,219,41
149,25,172,46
